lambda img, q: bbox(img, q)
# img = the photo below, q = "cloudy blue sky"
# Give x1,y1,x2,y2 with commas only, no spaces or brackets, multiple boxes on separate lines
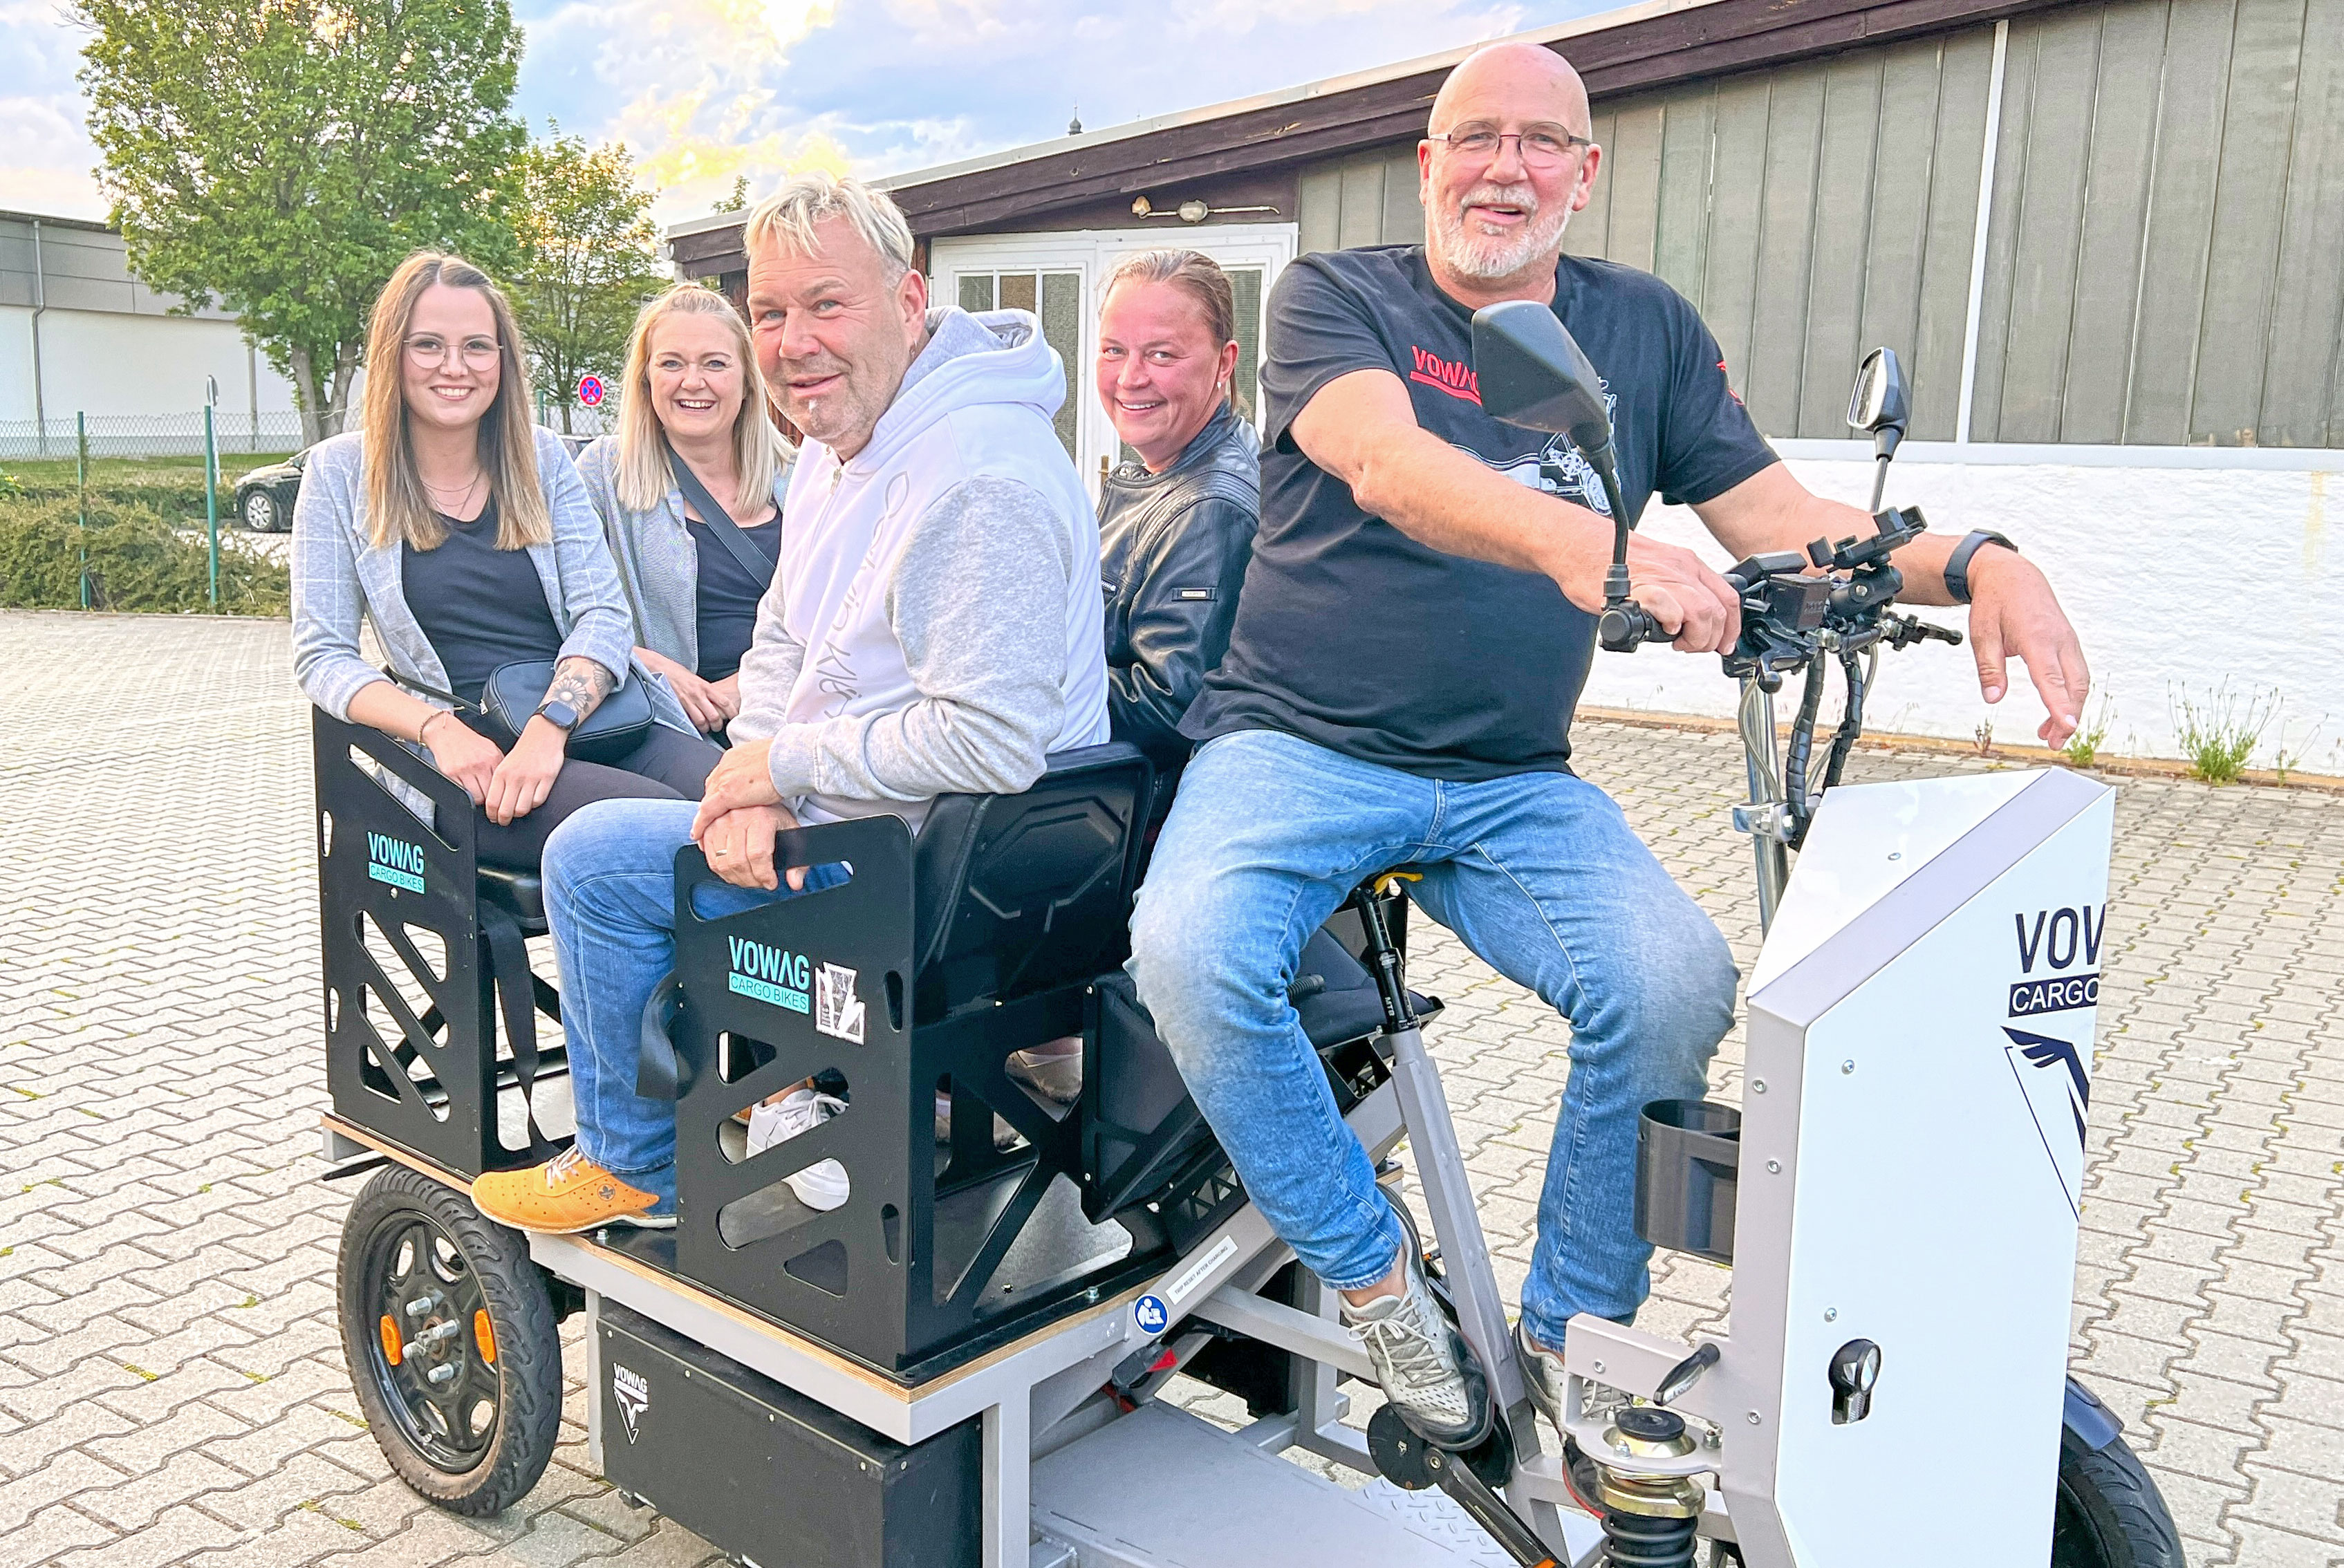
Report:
1,0,1617,226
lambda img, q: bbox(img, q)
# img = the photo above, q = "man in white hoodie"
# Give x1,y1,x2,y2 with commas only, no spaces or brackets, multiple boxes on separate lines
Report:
474,174,1109,1234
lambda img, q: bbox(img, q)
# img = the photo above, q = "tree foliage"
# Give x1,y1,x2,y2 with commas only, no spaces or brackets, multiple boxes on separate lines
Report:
76,0,528,444
507,130,669,434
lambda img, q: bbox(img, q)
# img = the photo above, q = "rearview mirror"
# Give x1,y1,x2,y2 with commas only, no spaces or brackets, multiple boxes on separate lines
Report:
1846,348,1908,442
1473,300,1614,458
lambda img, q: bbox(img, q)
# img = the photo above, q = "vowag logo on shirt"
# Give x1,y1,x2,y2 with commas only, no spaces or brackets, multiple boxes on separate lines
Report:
1408,341,1619,516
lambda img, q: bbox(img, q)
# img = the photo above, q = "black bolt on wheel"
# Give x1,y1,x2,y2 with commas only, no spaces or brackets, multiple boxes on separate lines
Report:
337,1166,561,1515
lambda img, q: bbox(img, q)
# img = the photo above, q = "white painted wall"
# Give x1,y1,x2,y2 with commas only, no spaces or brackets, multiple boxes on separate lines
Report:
0,304,299,422
1579,446,2341,769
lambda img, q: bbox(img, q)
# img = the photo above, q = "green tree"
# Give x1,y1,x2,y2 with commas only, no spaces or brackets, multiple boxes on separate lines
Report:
508,129,669,434
77,0,527,445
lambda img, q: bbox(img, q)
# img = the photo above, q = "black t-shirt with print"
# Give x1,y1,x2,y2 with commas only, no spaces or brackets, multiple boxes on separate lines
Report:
1182,245,1776,781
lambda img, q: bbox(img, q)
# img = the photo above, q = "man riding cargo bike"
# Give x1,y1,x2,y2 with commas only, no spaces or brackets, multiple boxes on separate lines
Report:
308,46,2175,1568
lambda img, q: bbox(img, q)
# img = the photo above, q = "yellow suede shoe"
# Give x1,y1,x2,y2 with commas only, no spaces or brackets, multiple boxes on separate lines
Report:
470,1147,675,1234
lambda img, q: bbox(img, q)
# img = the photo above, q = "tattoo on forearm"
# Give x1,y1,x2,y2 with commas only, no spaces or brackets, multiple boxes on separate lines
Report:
547,657,615,723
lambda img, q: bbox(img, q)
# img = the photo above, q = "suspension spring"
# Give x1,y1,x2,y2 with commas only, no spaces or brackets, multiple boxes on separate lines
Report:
1599,1507,1699,1567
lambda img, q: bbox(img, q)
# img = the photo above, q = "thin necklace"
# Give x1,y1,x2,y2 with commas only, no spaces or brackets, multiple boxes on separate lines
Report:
421,470,485,514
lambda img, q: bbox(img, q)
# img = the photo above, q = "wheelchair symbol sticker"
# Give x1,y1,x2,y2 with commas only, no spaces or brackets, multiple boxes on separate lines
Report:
1134,1295,1169,1335
815,962,865,1044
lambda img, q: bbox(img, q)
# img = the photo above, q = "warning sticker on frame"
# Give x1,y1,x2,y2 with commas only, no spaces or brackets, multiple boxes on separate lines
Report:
815,962,866,1044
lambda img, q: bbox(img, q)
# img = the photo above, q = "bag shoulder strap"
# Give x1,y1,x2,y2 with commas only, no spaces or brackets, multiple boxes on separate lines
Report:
667,442,778,581
380,664,472,711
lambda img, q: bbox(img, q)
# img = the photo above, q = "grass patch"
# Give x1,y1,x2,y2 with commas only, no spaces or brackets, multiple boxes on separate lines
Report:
0,493,288,615
2171,681,2278,785
0,453,293,517
2063,696,2116,768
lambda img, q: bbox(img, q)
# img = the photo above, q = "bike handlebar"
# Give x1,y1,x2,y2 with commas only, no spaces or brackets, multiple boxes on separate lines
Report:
1597,601,1675,651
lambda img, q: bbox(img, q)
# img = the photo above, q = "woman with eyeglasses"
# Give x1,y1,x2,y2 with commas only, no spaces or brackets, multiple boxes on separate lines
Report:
291,252,720,870
577,283,792,740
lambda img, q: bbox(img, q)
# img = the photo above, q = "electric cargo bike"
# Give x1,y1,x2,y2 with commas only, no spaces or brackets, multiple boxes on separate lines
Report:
314,317,2182,1567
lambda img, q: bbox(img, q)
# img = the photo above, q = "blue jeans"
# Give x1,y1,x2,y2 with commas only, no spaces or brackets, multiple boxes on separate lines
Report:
1127,729,1736,1345
543,798,829,1209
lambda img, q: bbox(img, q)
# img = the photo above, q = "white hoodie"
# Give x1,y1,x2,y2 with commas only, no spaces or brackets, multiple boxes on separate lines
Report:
730,307,1110,827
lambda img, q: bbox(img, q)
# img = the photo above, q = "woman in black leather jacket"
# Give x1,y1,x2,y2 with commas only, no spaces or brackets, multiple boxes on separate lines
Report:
1094,250,1260,777
980,251,1264,1112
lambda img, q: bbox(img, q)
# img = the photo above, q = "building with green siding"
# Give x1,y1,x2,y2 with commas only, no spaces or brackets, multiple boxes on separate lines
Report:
668,0,2343,763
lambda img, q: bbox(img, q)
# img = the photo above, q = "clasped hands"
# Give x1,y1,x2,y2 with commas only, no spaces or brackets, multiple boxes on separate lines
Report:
427,715,568,825
691,737,811,891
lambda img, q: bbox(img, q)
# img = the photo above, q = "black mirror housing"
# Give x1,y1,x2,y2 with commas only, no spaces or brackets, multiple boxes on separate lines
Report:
1847,347,1910,460
1472,300,1615,457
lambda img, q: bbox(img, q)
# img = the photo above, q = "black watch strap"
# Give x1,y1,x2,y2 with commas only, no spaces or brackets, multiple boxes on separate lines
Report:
536,698,580,732
1944,530,2017,605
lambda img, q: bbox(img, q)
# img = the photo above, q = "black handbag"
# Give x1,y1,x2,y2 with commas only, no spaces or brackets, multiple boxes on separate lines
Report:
478,660,655,765
389,662,656,767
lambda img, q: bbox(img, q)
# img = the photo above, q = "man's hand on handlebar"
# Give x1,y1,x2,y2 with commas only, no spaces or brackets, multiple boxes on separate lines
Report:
1611,533,1742,654
696,802,806,891
1963,548,2090,747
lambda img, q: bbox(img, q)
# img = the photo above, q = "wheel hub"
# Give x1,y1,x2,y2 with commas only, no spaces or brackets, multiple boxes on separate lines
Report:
363,1219,500,1472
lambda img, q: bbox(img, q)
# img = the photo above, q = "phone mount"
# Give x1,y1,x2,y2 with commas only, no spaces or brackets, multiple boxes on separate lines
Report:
1472,301,1665,651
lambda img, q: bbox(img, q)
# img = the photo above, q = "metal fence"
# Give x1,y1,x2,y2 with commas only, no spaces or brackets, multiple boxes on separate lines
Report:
0,412,307,461
1,407,613,463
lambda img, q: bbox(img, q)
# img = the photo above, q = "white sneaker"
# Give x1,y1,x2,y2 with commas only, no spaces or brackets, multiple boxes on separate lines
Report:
1341,1253,1486,1444
745,1088,850,1211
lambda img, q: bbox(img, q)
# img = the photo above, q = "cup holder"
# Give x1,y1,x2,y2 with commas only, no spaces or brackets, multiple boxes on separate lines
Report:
1635,1099,1742,1264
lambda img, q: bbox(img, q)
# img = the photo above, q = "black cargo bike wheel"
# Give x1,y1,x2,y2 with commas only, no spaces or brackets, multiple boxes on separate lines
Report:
2053,1428,2185,1568
336,1165,561,1515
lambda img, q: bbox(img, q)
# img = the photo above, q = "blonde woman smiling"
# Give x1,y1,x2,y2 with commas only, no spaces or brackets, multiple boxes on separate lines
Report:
290,252,718,870
578,283,793,737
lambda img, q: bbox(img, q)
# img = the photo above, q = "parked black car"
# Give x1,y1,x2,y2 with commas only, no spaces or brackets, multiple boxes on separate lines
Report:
235,449,308,532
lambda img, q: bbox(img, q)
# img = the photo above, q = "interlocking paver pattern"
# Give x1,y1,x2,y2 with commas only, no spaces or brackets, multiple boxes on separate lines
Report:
3,608,2338,1565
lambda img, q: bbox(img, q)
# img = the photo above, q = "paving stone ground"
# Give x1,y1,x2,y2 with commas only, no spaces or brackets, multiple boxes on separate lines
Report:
1,608,2338,1567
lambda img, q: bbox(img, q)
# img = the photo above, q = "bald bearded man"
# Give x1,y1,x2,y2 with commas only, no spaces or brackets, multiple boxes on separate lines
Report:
1128,41,2090,1447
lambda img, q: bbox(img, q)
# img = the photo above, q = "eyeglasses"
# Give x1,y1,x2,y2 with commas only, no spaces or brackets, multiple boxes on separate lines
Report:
1426,124,1593,170
404,334,502,368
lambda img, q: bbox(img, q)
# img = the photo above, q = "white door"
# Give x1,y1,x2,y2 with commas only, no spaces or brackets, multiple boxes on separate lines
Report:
929,224,1298,496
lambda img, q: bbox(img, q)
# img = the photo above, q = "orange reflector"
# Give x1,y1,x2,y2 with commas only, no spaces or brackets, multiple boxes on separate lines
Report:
378,1316,402,1367
474,1308,497,1364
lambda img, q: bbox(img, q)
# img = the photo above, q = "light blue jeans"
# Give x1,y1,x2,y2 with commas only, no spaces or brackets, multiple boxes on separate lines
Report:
543,798,835,1210
1127,729,1736,1346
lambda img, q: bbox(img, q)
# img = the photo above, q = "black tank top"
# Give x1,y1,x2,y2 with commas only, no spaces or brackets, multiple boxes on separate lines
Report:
400,499,564,706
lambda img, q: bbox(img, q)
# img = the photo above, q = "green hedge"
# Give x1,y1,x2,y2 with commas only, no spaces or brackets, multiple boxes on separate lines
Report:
0,495,290,616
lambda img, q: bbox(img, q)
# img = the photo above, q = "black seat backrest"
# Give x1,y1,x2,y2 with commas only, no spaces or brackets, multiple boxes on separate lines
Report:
911,742,1153,1019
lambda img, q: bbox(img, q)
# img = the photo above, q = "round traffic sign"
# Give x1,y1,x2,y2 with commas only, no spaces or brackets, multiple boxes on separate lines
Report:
577,374,605,407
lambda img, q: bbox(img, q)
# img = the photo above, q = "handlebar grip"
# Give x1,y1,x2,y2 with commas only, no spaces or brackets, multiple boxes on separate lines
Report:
1598,602,1673,652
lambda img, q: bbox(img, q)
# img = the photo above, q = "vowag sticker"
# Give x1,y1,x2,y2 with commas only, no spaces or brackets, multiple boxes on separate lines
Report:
612,1363,649,1443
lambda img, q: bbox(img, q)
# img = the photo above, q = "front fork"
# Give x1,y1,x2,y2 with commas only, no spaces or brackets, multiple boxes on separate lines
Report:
1733,678,1793,934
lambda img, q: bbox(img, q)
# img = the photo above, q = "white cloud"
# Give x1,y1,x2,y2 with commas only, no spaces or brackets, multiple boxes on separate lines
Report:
0,3,109,218
5,0,1561,228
